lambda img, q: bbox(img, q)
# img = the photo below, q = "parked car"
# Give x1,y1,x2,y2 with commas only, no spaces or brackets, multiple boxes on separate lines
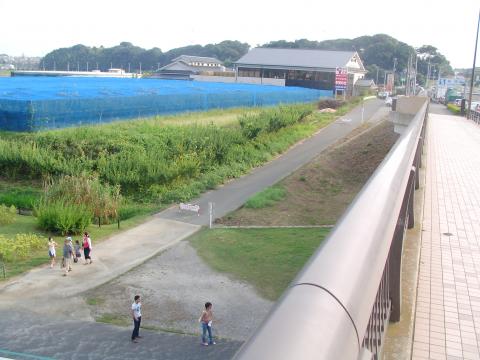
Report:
377,91,389,99
470,102,480,112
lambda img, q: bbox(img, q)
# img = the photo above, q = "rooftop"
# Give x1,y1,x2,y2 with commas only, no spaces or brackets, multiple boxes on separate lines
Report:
235,48,359,70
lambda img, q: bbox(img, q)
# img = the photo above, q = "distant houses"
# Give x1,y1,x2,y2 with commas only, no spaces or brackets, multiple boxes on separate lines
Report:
154,55,227,80
137,49,370,96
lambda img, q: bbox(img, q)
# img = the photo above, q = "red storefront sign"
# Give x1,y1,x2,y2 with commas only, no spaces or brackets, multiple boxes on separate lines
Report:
335,68,348,91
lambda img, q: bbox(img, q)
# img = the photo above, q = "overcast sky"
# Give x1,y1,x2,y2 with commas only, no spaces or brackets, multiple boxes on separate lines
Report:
0,0,478,68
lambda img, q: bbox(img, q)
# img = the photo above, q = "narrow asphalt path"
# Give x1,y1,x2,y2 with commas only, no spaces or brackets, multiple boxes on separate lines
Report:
160,98,385,225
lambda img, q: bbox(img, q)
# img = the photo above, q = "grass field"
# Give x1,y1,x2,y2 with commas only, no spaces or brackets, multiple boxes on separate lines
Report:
189,227,330,300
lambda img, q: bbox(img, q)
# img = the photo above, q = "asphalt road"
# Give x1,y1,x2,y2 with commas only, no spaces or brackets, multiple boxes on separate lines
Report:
160,98,385,225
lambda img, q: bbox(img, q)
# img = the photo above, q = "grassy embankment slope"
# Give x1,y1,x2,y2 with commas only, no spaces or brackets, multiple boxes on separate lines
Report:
190,120,399,300
0,101,361,279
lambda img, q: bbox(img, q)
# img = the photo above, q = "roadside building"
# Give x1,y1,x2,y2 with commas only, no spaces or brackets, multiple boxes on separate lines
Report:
354,79,376,96
155,55,226,80
234,48,367,95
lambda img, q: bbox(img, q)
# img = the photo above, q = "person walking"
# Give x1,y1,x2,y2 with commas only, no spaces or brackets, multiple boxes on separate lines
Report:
62,238,74,276
48,237,57,268
74,240,82,263
198,302,215,346
83,232,93,265
131,295,142,343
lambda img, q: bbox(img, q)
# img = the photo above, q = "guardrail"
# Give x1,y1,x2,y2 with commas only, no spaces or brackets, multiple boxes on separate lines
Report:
468,109,480,124
233,99,429,360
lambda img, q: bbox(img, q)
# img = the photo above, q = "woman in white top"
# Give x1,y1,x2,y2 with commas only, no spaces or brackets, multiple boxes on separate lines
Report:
48,237,57,268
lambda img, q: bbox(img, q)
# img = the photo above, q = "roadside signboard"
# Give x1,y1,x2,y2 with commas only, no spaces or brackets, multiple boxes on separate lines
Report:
335,68,348,91
386,73,394,93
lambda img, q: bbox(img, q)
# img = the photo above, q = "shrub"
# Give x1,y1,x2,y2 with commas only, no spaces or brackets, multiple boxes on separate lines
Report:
0,187,40,209
35,201,91,235
42,174,121,223
318,99,346,110
245,186,287,209
0,233,44,262
0,204,17,225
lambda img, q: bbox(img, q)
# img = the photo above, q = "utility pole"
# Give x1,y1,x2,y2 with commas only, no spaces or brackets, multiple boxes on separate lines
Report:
87,62,89,72
376,66,379,85
414,51,418,95
467,8,480,119
128,63,131,73
392,57,397,95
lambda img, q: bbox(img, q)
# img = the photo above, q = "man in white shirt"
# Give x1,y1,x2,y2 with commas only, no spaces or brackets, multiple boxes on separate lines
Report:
131,295,142,343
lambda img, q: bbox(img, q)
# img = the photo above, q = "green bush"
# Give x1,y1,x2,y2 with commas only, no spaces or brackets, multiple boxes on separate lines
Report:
34,201,91,235
0,233,44,262
245,186,287,209
42,174,121,224
0,204,17,225
0,187,40,209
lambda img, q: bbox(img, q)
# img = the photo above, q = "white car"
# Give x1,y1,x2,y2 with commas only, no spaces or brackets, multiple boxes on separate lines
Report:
385,97,393,107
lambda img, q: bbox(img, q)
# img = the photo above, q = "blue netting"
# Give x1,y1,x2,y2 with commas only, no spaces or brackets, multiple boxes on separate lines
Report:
0,77,333,131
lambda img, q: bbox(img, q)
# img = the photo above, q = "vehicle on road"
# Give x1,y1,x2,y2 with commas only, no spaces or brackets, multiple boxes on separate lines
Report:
385,96,393,107
377,91,389,99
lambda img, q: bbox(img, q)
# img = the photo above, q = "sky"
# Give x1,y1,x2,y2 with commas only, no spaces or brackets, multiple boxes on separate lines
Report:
0,0,478,68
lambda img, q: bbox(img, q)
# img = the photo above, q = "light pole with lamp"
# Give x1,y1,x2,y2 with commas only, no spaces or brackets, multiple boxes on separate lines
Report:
467,9,479,119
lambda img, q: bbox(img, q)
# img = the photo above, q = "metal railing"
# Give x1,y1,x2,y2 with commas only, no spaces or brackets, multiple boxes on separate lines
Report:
233,99,429,360
468,108,480,124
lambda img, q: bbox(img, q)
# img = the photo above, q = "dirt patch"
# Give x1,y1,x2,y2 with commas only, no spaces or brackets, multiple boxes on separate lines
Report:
217,119,399,226
85,240,273,341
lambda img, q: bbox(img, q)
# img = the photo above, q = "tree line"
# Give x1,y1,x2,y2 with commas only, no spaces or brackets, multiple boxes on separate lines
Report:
40,35,453,84
40,41,250,72
262,35,453,85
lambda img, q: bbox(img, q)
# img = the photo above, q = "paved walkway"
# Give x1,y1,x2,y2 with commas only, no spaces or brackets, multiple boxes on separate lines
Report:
412,110,480,359
0,219,200,315
0,311,241,360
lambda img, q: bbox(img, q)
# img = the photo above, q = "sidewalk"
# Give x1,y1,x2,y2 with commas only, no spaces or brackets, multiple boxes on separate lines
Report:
412,112,480,359
0,219,200,314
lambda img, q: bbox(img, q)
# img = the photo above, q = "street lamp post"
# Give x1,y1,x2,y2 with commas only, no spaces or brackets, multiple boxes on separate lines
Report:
467,9,480,119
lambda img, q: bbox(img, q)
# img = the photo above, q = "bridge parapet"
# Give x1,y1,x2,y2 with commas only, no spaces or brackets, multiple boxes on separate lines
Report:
233,97,429,360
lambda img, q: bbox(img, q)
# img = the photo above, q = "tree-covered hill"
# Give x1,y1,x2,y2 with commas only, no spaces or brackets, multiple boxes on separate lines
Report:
40,34,452,85
40,41,250,72
262,34,453,85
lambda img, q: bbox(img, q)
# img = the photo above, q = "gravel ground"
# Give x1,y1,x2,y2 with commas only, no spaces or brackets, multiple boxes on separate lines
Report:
87,240,274,341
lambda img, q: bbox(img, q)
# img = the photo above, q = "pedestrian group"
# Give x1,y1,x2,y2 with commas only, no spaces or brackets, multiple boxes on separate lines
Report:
47,232,93,277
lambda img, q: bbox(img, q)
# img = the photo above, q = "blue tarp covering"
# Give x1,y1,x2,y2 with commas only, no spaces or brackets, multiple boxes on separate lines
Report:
0,77,333,132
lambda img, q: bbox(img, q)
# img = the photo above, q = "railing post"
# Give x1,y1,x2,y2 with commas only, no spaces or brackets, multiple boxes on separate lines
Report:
408,168,416,229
